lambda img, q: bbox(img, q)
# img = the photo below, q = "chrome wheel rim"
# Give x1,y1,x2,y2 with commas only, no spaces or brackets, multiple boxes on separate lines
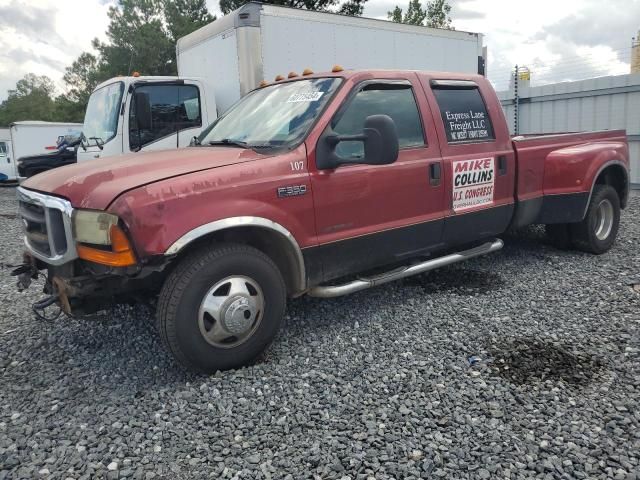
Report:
198,275,264,349
594,199,614,241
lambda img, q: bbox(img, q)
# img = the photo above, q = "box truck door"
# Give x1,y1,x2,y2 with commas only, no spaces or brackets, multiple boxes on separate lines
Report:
126,82,203,153
0,141,14,181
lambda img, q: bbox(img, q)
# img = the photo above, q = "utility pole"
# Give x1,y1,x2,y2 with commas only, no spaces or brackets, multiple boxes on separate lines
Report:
514,65,519,136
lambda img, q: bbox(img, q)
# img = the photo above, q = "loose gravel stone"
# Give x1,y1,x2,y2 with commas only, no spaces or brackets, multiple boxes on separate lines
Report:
0,186,639,479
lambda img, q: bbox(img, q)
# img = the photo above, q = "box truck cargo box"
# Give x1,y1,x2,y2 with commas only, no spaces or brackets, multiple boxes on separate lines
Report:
177,2,485,113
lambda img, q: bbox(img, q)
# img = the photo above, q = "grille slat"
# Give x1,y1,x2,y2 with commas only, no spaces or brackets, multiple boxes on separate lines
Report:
19,199,65,258
17,187,77,265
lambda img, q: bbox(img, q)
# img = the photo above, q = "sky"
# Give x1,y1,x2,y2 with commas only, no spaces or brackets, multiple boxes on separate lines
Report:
0,0,639,102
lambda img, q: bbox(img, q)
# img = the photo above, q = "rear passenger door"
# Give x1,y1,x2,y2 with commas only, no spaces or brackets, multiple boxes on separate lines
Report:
422,79,516,246
309,76,446,281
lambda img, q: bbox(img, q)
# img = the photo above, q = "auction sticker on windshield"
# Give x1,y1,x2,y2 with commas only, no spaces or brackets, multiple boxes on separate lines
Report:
452,157,495,212
287,92,324,103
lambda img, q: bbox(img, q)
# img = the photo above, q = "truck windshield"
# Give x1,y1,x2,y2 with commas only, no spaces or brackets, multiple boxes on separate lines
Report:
200,78,342,149
83,81,124,146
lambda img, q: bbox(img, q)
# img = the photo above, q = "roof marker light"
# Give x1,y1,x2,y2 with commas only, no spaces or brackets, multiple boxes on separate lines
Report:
331,65,344,73
288,71,298,78
275,74,285,81
302,68,314,75
259,80,269,87
132,71,141,77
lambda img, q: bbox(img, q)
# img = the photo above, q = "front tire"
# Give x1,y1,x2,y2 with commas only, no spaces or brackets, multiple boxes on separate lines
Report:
157,243,286,373
570,185,620,254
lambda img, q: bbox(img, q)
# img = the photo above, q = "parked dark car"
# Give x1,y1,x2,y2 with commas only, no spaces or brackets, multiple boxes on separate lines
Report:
17,136,79,178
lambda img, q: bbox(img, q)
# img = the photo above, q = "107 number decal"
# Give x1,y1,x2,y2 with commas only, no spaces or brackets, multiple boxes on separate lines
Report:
290,161,305,171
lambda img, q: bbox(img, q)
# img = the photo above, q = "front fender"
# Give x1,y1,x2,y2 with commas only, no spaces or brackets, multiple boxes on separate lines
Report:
107,155,316,259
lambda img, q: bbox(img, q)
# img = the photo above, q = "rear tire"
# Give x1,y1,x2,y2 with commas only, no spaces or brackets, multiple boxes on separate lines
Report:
157,243,286,373
570,185,620,254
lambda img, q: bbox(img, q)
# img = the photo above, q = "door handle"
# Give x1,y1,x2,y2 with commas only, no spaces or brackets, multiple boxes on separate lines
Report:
498,155,507,175
429,162,441,186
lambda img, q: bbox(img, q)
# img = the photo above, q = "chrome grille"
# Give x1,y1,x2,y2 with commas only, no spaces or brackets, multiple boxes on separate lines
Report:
17,187,77,265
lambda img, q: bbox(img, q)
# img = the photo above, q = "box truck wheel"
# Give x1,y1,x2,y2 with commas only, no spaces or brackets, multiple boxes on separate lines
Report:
570,185,620,254
157,243,286,373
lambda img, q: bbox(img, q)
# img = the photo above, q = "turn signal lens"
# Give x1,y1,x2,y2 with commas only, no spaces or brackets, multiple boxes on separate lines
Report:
77,225,137,267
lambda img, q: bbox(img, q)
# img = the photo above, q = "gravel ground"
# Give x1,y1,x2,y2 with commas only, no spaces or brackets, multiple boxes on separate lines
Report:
0,185,639,480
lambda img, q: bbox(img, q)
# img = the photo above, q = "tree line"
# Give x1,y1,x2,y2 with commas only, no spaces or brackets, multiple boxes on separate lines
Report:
0,0,452,127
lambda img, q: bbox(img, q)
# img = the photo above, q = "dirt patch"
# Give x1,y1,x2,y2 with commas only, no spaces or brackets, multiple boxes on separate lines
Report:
404,267,504,295
487,338,606,387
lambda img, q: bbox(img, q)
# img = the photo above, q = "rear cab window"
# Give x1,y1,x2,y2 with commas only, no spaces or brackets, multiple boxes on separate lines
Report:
431,80,495,143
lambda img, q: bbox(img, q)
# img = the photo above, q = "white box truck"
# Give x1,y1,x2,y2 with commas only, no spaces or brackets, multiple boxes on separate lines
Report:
0,121,82,182
77,2,485,162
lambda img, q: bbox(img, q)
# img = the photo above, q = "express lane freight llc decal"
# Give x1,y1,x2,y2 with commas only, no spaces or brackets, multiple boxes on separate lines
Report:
445,110,490,141
452,157,495,212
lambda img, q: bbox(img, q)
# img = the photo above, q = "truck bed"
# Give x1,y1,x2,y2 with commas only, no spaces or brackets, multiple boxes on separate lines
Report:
512,129,627,201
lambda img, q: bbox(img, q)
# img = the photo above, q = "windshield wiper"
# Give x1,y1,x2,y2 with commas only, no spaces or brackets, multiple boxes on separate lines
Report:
208,138,249,148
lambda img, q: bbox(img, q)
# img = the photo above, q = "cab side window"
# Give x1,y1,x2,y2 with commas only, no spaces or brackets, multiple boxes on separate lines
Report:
432,84,495,143
331,83,425,159
0,142,6,156
129,84,202,151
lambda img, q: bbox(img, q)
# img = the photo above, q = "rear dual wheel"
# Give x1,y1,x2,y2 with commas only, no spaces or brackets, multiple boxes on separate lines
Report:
545,185,620,254
157,243,286,373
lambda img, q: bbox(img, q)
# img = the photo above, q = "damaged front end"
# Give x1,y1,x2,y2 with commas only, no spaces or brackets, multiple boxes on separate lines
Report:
14,186,168,318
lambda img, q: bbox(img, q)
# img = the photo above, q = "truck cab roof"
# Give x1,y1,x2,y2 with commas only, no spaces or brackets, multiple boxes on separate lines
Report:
92,75,206,92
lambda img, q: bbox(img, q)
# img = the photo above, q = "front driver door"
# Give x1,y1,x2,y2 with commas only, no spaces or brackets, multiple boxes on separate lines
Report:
308,76,446,282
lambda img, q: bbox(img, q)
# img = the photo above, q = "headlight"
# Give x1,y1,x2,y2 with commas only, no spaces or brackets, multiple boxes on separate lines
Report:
73,210,119,245
72,210,136,267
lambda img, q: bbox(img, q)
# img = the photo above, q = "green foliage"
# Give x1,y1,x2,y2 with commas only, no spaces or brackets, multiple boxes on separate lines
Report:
0,0,217,127
220,0,367,16
0,74,57,127
387,0,452,29
425,0,452,28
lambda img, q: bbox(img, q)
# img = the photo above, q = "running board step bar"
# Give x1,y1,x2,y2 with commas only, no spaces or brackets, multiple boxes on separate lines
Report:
308,239,504,298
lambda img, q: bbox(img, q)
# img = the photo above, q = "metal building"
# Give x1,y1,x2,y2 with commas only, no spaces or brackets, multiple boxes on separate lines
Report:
498,73,640,188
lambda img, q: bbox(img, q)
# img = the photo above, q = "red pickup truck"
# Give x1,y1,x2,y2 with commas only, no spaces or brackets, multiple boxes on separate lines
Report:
15,68,630,372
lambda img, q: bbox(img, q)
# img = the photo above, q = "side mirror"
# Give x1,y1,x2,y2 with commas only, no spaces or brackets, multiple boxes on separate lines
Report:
134,91,152,131
317,115,399,170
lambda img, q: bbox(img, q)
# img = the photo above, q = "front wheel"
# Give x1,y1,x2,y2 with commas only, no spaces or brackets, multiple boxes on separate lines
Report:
157,243,286,373
570,185,620,254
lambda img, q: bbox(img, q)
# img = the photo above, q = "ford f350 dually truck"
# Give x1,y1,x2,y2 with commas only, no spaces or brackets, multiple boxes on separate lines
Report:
14,68,629,372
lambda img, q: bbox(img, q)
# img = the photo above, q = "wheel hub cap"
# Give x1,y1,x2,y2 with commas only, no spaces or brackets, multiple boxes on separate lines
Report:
222,296,256,334
198,275,264,349
594,199,614,241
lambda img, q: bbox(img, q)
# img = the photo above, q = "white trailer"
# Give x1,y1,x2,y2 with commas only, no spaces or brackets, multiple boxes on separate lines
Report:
177,2,485,113
0,121,82,182
77,2,484,162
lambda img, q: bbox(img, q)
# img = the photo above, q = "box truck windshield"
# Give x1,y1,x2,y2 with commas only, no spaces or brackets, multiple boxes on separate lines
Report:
200,77,341,149
83,81,124,147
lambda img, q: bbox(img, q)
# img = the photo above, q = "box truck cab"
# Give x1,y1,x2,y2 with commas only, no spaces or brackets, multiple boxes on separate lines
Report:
0,128,10,181
77,76,216,162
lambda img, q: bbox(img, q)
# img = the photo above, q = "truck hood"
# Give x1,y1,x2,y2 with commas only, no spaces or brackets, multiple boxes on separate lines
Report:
22,147,270,210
